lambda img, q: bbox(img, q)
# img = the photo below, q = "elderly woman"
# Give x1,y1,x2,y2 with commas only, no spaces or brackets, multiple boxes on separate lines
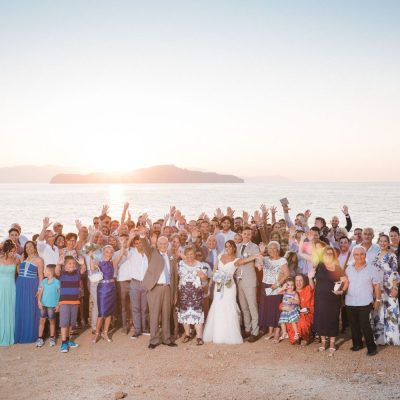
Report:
258,241,290,342
286,274,314,345
89,245,126,343
309,246,348,355
177,246,208,345
371,234,400,345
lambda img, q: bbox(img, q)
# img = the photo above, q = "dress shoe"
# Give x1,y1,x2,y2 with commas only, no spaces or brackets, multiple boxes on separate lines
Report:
242,331,251,339
148,344,159,349
162,342,178,347
367,349,377,356
350,346,364,351
247,335,259,343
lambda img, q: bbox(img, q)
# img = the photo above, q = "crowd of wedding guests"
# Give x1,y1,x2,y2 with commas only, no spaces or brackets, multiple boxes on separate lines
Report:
0,201,399,358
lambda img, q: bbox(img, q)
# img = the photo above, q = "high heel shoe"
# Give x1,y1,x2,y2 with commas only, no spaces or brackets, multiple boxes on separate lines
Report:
92,332,100,344
101,332,112,343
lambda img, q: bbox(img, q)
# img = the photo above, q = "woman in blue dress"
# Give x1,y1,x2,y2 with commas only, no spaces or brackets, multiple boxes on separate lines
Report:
0,240,18,346
14,241,44,344
89,244,126,343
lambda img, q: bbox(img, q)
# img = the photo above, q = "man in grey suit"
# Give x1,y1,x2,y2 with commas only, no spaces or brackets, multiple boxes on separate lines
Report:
141,232,178,349
236,226,262,342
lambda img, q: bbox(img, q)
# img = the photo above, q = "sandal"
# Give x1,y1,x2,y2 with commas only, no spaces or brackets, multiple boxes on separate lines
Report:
196,338,204,346
101,332,112,343
278,333,288,342
182,335,191,343
264,334,275,341
328,347,336,357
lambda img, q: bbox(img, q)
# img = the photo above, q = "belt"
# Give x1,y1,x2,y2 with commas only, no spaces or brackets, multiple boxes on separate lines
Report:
132,278,143,283
100,279,115,284
121,280,131,283
156,283,170,287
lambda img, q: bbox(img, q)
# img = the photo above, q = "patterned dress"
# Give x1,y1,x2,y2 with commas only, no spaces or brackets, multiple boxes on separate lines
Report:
371,252,400,345
177,261,204,325
279,292,300,324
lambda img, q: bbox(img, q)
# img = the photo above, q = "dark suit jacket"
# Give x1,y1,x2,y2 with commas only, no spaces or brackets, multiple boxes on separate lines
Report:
141,238,178,305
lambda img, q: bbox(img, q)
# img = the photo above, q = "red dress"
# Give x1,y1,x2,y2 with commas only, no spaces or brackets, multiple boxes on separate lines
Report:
287,285,314,344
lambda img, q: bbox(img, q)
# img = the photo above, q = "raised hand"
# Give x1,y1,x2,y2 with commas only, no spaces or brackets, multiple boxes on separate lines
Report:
127,211,132,221
242,211,249,223
77,255,85,265
101,204,109,216
260,204,268,214
170,206,176,216
342,205,349,215
123,202,129,211
164,213,170,222
259,242,266,255
270,206,277,215
214,208,223,219
282,204,290,213
42,217,52,229
253,210,261,225
75,219,83,231
150,232,158,246
226,207,235,217
304,209,312,220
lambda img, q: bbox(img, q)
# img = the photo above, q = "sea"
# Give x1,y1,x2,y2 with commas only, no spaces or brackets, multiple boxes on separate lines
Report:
0,182,399,239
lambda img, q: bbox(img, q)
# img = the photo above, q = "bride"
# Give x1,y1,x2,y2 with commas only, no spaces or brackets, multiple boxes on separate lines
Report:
203,240,259,344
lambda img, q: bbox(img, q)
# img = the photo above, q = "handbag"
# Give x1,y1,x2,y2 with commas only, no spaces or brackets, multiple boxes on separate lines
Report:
88,267,103,283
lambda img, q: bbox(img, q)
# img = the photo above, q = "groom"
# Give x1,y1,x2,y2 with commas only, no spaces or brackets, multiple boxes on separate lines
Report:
236,227,262,342
141,233,178,349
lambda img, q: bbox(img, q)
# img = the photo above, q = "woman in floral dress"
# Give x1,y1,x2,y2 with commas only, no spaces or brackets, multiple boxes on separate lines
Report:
177,246,208,345
371,234,400,345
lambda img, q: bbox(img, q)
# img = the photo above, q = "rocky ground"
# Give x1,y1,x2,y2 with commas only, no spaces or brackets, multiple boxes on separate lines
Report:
1,329,399,400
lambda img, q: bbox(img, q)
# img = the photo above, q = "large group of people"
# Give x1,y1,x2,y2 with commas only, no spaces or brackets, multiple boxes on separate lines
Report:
0,201,399,358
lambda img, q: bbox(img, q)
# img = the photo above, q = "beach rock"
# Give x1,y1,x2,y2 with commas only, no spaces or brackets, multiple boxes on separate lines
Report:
114,391,127,399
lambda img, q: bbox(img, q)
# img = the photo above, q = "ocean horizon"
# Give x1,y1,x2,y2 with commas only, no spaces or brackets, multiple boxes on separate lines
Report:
0,182,398,238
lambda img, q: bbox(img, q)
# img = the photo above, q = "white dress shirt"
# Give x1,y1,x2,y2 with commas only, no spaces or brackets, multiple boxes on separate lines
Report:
37,240,59,273
130,248,149,282
157,252,170,284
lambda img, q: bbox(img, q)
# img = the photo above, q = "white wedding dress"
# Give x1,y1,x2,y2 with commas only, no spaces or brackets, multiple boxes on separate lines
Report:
203,257,243,344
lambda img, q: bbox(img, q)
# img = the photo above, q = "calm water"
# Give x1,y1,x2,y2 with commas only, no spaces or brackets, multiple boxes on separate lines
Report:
0,183,399,238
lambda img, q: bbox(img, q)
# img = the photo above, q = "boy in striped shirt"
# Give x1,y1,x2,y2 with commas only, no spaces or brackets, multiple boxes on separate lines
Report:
56,255,86,353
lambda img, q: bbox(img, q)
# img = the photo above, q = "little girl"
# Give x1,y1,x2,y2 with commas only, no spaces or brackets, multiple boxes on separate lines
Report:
278,278,300,343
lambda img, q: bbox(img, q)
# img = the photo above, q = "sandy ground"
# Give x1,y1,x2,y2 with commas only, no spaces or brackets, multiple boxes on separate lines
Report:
1,328,400,400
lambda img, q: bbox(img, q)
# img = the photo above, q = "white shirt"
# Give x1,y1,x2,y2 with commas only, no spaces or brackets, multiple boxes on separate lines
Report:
157,252,170,284
338,251,351,269
130,248,149,282
37,240,59,273
345,263,380,306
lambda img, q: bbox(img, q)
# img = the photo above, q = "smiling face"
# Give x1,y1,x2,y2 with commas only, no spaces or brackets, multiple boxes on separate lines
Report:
390,231,400,246
362,228,374,244
286,280,295,292
103,246,114,261
157,236,169,253
378,235,390,251
185,248,195,264
295,275,305,291
331,216,339,229
224,241,236,256
267,243,280,258
25,241,36,256
353,247,366,266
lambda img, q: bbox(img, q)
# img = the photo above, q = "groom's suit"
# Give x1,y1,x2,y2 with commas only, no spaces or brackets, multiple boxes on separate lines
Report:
236,241,260,336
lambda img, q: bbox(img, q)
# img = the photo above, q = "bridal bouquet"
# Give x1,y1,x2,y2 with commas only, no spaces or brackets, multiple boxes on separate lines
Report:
212,270,233,297
81,242,101,255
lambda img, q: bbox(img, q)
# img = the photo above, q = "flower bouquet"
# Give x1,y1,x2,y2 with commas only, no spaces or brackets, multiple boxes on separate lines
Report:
212,270,233,298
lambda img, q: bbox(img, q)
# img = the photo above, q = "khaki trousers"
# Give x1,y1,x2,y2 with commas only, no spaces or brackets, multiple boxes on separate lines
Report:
147,285,172,345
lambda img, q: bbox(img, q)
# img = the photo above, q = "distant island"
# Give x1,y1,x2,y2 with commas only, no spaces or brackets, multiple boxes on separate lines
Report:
50,165,244,184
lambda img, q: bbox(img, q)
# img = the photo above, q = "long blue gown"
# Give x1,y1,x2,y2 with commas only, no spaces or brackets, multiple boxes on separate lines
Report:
0,264,16,346
14,261,40,343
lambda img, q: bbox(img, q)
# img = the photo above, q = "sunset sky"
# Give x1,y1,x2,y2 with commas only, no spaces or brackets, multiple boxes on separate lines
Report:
1,1,399,181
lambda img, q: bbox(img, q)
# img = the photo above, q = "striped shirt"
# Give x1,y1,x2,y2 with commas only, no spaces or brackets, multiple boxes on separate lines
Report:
59,268,81,305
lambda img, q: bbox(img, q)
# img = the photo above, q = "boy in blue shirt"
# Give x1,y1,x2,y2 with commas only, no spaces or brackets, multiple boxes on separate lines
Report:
36,264,60,347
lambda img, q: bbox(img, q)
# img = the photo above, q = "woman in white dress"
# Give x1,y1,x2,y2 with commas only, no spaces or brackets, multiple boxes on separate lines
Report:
203,240,259,344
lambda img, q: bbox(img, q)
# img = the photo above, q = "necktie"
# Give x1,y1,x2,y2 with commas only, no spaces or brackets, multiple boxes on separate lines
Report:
241,244,247,256
162,254,170,284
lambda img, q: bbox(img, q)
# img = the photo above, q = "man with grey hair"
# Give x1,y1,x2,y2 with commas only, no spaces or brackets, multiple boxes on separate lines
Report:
345,246,381,356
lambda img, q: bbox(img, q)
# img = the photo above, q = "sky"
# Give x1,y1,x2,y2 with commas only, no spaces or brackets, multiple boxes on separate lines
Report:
0,0,399,181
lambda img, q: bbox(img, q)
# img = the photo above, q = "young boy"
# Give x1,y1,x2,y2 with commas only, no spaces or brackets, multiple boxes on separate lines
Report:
36,264,60,347
56,254,86,353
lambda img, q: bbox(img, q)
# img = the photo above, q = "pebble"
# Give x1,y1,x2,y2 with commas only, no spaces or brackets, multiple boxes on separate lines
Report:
114,391,127,399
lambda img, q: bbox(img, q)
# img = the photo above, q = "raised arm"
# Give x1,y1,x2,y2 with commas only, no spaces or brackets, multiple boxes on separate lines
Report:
121,202,129,225
38,217,52,242
342,205,352,232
